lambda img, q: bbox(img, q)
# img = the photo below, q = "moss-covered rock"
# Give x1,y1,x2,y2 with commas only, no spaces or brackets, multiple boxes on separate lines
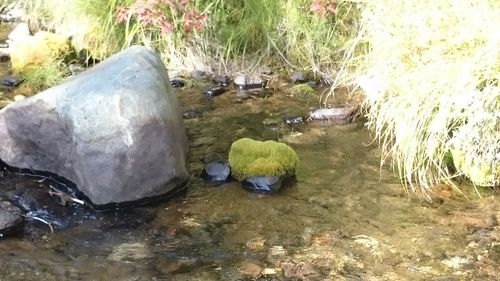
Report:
228,138,298,181
451,149,499,187
287,83,316,97
10,31,71,73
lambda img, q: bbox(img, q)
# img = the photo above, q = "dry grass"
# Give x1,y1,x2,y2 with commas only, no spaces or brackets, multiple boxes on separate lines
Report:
336,0,500,195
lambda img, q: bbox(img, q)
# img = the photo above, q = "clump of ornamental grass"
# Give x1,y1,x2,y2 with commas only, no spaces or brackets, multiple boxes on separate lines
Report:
336,0,499,195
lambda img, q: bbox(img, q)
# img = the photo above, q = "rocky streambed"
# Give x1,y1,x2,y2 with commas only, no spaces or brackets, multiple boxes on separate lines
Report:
0,74,498,280
0,25,498,281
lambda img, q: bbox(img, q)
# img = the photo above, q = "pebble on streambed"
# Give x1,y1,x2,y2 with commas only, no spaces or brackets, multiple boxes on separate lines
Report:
201,160,231,185
203,86,227,97
0,200,24,237
242,176,283,194
0,76,23,88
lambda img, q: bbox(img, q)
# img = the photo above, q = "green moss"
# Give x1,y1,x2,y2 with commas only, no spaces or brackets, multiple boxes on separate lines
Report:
288,84,316,97
228,138,299,181
451,149,499,187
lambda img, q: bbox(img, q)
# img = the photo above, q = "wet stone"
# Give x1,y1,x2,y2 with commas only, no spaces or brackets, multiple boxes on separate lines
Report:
201,161,230,185
234,74,267,90
213,75,230,86
203,86,227,97
0,76,23,87
283,116,304,125
242,176,282,194
0,200,24,237
309,106,358,122
0,54,9,62
171,78,185,88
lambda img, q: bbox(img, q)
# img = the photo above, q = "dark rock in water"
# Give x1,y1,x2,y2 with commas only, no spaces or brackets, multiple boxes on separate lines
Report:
68,63,85,76
183,110,201,119
0,201,24,237
283,116,304,125
290,70,306,83
0,54,9,62
204,86,227,97
309,106,359,123
201,161,231,184
171,78,185,88
0,43,9,62
242,176,282,194
213,75,230,86
0,76,24,87
0,46,189,208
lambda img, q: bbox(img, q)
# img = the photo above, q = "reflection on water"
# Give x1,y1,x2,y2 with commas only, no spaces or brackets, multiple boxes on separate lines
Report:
0,84,498,281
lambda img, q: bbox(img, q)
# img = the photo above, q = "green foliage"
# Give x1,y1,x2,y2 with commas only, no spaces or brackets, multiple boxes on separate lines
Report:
340,0,500,193
207,0,281,58
228,138,299,181
288,83,317,97
278,0,360,73
22,0,359,77
20,60,67,91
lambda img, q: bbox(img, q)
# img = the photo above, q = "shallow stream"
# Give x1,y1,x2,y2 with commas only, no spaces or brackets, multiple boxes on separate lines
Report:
0,24,498,281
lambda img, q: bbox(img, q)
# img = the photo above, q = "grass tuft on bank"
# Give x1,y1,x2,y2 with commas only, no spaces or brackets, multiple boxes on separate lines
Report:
339,0,499,195
20,0,358,78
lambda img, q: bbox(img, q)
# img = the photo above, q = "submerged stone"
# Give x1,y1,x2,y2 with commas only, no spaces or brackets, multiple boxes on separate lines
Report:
171,78,185,88
308,106,359,122
213,75,230,86
0,46,189,208
0,76,23,87
201,161,231,184
203,86,227,97
234,74,267,90
0,201,24,237
283,116,305,125
242,176,282,194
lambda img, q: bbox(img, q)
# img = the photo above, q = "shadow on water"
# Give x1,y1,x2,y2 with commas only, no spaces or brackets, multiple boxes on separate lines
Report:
0,25,498,281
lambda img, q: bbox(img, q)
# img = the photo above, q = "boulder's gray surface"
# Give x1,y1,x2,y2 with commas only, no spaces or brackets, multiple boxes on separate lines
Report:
0,201,23,236
0,46,189,207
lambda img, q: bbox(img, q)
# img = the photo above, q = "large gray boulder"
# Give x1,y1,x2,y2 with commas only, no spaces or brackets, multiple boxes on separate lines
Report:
0,46,189,207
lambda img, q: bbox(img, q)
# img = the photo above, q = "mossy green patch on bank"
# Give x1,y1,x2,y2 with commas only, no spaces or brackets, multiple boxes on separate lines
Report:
228,138,299,181
288,83,317,97
451,149,499,187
